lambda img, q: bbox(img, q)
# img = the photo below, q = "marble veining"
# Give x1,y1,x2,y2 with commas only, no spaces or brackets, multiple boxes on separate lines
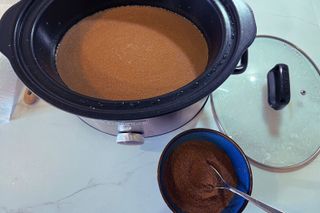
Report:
0,161,155,213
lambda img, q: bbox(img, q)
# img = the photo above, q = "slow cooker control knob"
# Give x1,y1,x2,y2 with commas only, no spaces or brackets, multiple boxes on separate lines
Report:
116,133,145,145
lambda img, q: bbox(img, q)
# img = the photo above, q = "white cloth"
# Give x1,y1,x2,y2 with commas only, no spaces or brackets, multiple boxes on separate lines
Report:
0,54,22,124
0,2,22,124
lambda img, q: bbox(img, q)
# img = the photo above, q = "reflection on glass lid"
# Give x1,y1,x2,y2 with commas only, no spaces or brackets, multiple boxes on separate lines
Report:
212,36,320,171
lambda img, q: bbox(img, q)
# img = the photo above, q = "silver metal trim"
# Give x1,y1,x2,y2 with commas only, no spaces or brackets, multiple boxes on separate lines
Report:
116,133,145,145
80,97,208,139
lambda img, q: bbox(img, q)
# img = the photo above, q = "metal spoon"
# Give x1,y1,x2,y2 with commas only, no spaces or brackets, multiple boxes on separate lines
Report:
209,165,284,213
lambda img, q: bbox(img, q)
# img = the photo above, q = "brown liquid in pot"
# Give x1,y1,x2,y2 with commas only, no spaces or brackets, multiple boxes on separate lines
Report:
56,6,208,101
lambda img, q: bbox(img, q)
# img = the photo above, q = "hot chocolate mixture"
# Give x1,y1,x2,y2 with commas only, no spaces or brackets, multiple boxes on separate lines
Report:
163,141,237,213
56,6,208,100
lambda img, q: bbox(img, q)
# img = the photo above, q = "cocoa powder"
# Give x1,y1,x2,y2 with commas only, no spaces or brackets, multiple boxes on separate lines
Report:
56,6,208,100
163,141,237,213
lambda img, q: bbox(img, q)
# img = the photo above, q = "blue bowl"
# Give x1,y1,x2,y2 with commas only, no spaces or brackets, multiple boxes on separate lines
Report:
158,129,252,213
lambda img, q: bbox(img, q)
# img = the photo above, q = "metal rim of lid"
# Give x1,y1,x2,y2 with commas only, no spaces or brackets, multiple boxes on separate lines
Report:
211,94,320,172
210,35,320,172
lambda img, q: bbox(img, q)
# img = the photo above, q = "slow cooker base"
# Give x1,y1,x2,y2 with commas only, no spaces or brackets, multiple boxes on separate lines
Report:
79,98,208,143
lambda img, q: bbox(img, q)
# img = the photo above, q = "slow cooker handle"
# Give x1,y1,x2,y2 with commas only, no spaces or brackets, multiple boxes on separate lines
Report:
231,0,256,74
0,1,24,58
234,50,248,75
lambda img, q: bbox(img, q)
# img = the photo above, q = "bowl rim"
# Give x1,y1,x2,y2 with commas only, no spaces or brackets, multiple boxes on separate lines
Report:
157,128,253,213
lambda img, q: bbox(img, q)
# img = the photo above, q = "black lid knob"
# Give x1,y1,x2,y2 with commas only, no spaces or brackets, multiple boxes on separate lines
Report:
267,64,291,110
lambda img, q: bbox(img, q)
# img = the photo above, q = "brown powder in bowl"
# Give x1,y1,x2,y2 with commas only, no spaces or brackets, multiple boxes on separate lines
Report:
55,6,208,101
163,141,237,213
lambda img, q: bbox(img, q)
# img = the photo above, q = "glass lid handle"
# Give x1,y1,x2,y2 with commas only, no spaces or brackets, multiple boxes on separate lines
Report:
267,64,291,111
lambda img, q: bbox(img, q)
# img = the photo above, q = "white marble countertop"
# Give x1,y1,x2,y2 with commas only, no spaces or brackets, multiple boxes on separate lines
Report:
1,1,320,213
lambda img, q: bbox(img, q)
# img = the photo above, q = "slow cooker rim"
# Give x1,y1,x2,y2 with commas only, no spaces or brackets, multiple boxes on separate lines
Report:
11,0,241,121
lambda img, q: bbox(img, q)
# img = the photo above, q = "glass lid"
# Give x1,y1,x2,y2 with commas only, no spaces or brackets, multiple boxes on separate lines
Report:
212,36,320,171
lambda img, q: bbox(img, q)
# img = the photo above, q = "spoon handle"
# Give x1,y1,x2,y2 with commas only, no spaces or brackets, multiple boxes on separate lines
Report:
227,186,284,213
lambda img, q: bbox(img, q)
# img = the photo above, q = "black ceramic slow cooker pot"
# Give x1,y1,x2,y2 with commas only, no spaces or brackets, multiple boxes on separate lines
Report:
0,0,256,144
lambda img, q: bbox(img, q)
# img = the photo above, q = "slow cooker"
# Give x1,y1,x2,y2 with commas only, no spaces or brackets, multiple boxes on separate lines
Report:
0,0,256,144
